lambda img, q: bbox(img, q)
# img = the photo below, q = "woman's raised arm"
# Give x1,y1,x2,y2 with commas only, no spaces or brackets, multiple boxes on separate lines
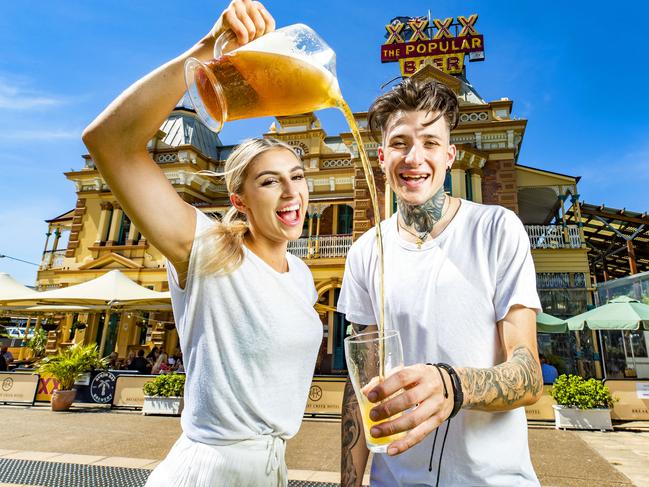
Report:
81,1,274,277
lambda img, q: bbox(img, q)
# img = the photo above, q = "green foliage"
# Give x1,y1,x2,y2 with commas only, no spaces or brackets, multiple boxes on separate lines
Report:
143,373,185,397
37,344,108,390
550,374,615,409
27,328,48,358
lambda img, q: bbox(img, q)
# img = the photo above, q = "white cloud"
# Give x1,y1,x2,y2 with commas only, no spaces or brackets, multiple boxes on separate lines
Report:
0,128,80,140
0,76,66,110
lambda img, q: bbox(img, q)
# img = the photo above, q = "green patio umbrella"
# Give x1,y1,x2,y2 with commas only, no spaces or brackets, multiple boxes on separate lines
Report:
566,296,649,331
536,312,568,333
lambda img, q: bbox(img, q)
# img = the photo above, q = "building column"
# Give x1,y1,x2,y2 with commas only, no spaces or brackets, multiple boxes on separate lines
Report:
314,214,322,256
48,229,61,267
43,230,52,253
99,312,111,356
127,222,139,245
628,240,638,275
106,205,123,245
332,205,339,235
307,214,315,258
19,317,33,360
95,202,113,245
450,168,467,199
470,172,482,203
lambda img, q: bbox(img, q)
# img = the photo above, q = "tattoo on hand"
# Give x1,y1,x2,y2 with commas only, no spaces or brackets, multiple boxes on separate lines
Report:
342,380,361,486
459,346,542,409
398,186,446,234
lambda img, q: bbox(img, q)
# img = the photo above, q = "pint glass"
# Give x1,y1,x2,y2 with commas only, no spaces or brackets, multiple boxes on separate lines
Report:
344,330,406,453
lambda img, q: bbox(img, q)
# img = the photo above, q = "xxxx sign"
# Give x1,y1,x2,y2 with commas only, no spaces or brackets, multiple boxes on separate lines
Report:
36,375,61,402
380,14,485,76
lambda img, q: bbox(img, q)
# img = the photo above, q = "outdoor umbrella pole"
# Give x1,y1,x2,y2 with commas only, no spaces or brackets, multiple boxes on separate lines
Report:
597,330,607,381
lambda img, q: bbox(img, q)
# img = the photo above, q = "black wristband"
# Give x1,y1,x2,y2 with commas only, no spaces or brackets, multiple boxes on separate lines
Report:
433,362,464,419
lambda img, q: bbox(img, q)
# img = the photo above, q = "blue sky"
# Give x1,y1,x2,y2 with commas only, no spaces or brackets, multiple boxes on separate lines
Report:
1,1,648,285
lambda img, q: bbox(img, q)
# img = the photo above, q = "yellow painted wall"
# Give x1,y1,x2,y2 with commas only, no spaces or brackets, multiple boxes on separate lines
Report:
517,167,576,188
532,249,590,273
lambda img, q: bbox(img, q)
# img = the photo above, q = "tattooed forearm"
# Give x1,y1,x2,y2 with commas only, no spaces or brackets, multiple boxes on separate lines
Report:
398,186,446,233
341,379,368,487
457,346,543,411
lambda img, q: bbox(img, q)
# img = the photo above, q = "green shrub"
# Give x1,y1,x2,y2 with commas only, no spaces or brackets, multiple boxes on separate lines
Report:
27,328,48,358
37,344,108,390
143,373,185,397
550,374,615,409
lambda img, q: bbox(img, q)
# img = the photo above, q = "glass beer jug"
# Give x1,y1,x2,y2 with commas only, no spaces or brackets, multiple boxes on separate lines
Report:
185,23,341,133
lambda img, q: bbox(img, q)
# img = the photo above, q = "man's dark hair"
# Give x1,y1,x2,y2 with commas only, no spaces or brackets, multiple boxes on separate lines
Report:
137,349,145,357
367,78,459,142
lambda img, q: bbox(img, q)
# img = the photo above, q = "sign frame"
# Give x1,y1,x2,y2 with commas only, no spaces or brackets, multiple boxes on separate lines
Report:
0,372,40,406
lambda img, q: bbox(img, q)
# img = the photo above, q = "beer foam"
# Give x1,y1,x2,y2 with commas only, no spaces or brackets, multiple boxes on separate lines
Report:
236,25,335,77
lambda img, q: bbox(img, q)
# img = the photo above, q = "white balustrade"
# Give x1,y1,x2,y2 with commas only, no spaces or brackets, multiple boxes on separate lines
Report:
287,235,353,259
525,225,581,249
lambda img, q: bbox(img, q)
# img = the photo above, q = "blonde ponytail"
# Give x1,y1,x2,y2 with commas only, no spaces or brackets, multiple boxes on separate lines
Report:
196,138,298,276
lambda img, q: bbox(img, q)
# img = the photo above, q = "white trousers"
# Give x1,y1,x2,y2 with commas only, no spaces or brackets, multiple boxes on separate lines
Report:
145,433,287,487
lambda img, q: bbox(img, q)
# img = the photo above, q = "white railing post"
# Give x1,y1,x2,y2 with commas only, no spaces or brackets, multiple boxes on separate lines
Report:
287,235,353,259
525,225,581,249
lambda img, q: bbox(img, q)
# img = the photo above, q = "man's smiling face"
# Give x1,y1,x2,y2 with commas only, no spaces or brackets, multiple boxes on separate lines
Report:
378,110,456,206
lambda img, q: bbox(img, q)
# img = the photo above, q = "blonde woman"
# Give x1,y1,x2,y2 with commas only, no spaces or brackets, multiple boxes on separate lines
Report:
82,2,322,485
151,352,168,375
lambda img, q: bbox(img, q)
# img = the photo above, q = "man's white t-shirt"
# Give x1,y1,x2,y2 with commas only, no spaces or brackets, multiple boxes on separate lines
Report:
338,200,542,486
167,209,323,443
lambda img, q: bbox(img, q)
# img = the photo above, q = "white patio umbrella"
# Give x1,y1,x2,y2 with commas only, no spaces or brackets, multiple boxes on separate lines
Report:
33,270,171,354
0,272,40,304
35,269,170,305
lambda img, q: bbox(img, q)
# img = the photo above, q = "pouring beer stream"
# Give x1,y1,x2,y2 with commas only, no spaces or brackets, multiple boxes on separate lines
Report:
185,23,387,378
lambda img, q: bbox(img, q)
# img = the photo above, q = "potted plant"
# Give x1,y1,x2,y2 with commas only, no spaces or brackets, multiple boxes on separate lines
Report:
27,328,48,359
37,344,107,411
142,372,185,416
550,374,615,431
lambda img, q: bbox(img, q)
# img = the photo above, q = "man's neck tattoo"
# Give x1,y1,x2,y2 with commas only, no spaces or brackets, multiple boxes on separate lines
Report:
398,187,447,238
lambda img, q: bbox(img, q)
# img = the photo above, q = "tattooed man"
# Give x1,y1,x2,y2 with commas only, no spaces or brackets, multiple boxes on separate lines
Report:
337,78,543,486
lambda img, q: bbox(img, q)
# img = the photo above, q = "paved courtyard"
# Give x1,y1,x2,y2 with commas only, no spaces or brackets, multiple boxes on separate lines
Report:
1,405,648,486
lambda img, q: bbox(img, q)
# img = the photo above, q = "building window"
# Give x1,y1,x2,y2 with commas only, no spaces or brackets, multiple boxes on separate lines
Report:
337,205,353,234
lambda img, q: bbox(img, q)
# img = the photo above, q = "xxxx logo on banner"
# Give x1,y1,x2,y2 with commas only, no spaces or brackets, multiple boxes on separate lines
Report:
36,375,60,402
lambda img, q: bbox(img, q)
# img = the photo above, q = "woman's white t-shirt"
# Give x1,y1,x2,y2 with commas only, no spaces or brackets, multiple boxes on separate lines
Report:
167,209,323,443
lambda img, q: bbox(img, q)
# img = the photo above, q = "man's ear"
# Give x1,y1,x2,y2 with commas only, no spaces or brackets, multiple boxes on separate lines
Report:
446,144,457,170
229,193,247,214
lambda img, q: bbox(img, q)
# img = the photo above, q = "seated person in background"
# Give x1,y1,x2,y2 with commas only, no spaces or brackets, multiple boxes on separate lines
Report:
1,345,14,366
540,354,559,384
106,352,119,369
123,351,136,370
152,352,170,374
129,349,151,374
146,346,159,361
